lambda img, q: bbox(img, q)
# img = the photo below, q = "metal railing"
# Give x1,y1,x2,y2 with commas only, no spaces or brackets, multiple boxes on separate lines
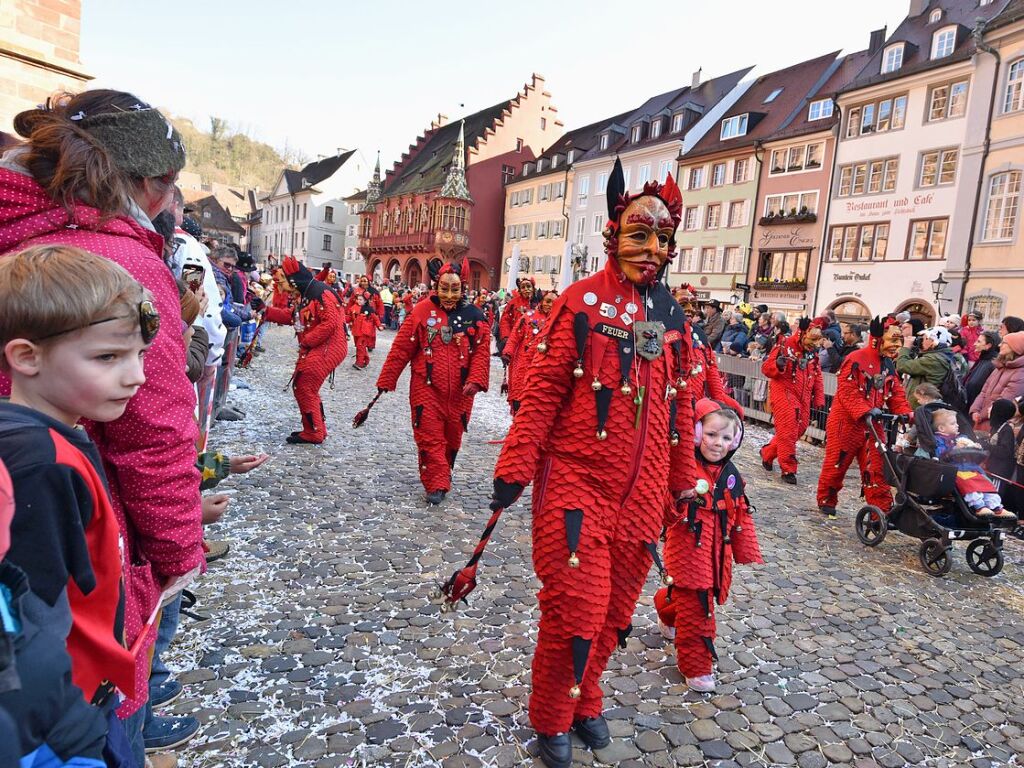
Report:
714,354,839,442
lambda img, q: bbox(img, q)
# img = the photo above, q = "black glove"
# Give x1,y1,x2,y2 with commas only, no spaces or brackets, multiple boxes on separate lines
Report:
251,296,266,312
377,387,391,395
776,355,788,372
865,408,883,421
490,478,525,511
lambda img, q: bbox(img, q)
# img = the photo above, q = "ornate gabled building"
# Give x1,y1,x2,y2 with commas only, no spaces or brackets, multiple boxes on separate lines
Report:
358,74,562,290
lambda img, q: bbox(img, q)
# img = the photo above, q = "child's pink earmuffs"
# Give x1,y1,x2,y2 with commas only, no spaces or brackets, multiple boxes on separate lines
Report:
693,400,743,451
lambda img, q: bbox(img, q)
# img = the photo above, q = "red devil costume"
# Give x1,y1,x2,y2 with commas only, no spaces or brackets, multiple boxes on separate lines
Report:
759,319,825,482
503,304,555,413
440,162,698,768
376,262,491,503
655,399,761,682
265,257,347,444
498,278,535,345
350,301,382,370
349,278,384,350
816,316,911,516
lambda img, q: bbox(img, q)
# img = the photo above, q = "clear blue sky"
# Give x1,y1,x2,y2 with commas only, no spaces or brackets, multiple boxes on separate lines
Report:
83,0,909,182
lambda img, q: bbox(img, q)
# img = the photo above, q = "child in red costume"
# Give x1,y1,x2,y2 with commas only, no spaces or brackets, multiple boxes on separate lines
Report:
350,294,381,370
655,399,761,692
502,291,557,413
376,261,490,505
816,316,912,517
759,318,825,484
498,277,536,349
264,257,347,444
474,161,698,768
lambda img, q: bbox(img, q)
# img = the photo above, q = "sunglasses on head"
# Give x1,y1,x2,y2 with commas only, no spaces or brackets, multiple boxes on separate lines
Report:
36,301,161,345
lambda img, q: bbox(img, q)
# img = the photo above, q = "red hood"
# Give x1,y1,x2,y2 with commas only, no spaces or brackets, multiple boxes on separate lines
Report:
0,167,163,256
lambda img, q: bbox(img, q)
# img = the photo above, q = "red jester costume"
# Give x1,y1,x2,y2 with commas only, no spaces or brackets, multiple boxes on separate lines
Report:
498,277,535,348
655,399,762,687
376,262,491,505
502,291,557,413
466,161,698,768
264,257,347,444
816,317,911,517
759,319,825,483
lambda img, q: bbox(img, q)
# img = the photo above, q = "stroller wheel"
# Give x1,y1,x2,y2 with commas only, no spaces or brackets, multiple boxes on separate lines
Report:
918,538,952,577
965,539,1003,577
855,505,887,547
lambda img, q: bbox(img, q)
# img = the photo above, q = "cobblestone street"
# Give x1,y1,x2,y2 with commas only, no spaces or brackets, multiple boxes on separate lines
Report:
171,326,1024,768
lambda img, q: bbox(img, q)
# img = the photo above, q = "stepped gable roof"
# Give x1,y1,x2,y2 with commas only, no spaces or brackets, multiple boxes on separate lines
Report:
684,52,841,160
580,66,754,162
844,0,1006,92
283,151,356,194
513,110,634,183
383,100,513,197
766,50,873,142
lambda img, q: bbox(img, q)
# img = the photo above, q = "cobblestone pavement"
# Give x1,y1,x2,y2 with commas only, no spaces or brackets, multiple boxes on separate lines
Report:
171,326,1024,768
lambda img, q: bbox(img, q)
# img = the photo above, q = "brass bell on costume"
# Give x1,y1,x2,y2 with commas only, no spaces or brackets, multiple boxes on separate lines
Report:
667,386,677,399
662,573,674,586
573,364,584,379
591,377,602,392
620,381,632,395
537,340,548,353
670,432,680,446
568,552,579,568
569,685,581,699
596,429,607,441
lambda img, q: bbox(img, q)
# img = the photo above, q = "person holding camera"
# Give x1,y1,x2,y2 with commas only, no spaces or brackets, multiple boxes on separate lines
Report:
896,326,958,409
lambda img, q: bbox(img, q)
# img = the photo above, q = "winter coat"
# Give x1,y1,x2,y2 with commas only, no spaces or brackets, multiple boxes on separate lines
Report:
970,355,1024,432
896,345,955,408
964,347,999,412
720,323,749,356
186,326,211,384
0,164,204,716
960,324,982,363
703,311,726,351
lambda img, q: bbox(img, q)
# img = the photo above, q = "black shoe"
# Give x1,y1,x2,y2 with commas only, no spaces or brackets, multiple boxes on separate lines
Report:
286,434,322,445
781,473,797,485
573,716,611,750
819,505,837,519
425,490,447,505
216,407,243,422
536,733,572,768
761,458,773,472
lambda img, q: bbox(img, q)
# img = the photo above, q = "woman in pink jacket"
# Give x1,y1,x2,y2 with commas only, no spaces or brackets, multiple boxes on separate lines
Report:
970,332,1024,432
0,90,203,748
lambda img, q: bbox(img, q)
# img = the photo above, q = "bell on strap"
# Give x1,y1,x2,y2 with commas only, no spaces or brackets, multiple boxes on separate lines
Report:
570,636,592,699
564,509,583,568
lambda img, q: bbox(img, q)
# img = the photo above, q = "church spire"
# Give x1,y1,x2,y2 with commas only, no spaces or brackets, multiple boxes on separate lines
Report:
439,120,472,202
365,151,382,210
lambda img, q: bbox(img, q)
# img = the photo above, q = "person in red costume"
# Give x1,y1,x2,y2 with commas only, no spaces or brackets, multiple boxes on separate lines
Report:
350,293,382,370
816,316,911,517
456,160,698,768
503,290,557,413
674,285,743,416
270,267,296,311
498,277,536,349
654,399,761,692
759,318,825,484
349,276,384,351
264,257,347,444
376,260,491,505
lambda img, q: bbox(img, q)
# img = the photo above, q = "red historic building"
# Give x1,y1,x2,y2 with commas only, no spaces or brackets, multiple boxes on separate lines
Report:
358,74,562,290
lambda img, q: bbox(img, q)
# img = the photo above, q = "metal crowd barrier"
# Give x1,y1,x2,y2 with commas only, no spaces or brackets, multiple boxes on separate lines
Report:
713,354,839,443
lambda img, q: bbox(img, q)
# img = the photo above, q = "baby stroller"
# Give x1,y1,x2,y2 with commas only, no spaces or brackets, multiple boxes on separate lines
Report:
854,414,1014,577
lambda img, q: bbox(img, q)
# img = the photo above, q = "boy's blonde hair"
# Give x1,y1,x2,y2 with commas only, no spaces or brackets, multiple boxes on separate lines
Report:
0,245,149,360
914,382,942,401
932,408,959,426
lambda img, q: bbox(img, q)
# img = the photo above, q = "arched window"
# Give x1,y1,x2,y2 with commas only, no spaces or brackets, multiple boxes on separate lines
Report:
931,26,957,59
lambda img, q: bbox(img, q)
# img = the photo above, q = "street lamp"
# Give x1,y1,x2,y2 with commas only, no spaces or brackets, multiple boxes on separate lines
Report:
730,292,740,306
931,273,949,315
549,267,558,292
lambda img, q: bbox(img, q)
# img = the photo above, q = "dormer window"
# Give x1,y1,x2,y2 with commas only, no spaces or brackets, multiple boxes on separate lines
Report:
567,149,575,164
650,120,662,139
929,8,942,23
631,125,643,143
932,26,957,59
599,134,609,151
720,114,748,140
882,43,904,74
764,87,784,104
808,98,834,120
522,163,531,176
550,155,558,169
671,113,684,133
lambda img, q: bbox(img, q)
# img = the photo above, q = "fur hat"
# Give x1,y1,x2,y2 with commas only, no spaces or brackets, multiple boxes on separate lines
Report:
919,326,952,347
78,104,186,179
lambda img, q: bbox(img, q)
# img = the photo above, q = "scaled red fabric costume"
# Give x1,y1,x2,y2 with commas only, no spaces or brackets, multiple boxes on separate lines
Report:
673,287,743,416
498,280,535,344
816,318,911,513
265,257,348,443
351,304,381,369
759,321,825,476
503,296,556,412
349,278,384,350
377,264,491,495
655,399,762,678
492,165,698,738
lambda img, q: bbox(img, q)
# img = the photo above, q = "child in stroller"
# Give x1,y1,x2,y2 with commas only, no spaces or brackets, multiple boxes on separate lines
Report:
930,409,1016,520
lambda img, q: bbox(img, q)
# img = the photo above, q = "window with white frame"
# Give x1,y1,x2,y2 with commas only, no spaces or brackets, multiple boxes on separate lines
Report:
706,204,721,230
684,206,699,230
506,225,515,242
1004,59,1023,113
720,114,749,140
846,94,907,138
577,175,590,203
550,155,558,169
539,184,550,201
671,113,684,133
322,234,332,250
982,171,1021,241
826,222,890,262
701,247,717,272
324,206,334,223
882,44,904,74
676,247,696,272
928,80,969,121
567,150,575,164
688,166,706,190
536,158,546,173
638,164,652,186
551,219,564,238
808,99,834,120
724,246,745,273
658,160,672,182
631,125,643,143
597,172,608,194
599,134,609,151
838,157,898,197
575,217,586,243
763,191,819,217
907,218,949,260
650,120,662,139
554,181,566,199
711,162,727,186
537,221,549,238
932,26,957,59
593,214,603,234
733,158,750,183
623,167,632,189
929,8,942,23
727,200,747,228
769,141,825,175
918,148,959,187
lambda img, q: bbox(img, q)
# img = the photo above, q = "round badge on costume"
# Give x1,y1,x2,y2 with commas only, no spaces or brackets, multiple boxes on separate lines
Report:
727,475,736,490
626,302,639,314
583,292,598,306
427,318,437,327
695,479,710,495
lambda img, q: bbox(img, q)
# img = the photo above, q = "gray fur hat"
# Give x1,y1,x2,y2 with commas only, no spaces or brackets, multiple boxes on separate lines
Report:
77,105,186,179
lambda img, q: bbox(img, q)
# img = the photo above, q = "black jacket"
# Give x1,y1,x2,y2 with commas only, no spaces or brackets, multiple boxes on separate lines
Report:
964,348,998,412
